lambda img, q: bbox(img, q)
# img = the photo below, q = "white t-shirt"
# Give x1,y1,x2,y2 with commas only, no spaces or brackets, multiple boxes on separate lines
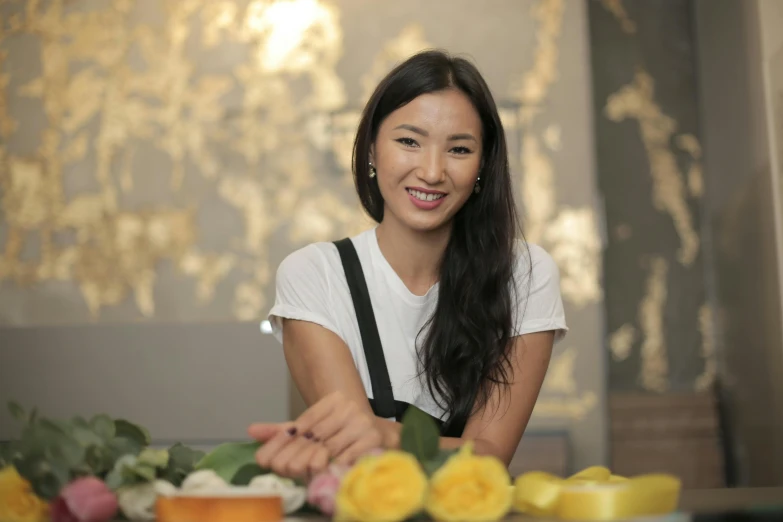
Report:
267,227,568,422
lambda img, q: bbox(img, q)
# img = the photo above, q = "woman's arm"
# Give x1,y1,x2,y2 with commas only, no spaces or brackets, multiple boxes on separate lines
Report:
252,318,389,473
253,319,554,470
282,319,374,413
373,330,554,465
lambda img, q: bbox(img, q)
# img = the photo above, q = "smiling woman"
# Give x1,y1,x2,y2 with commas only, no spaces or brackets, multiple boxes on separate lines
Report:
249,50,568,479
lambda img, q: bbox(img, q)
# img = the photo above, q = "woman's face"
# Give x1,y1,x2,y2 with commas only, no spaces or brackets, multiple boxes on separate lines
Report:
371,89,483,234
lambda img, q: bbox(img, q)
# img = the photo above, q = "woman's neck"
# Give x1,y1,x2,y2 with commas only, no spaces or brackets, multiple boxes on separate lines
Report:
375,218,451,296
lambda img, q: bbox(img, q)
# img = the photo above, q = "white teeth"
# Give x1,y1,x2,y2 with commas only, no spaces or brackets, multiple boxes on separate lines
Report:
408,189,444,202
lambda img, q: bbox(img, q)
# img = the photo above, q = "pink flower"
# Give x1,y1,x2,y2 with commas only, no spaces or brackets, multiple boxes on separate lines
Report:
307,464,350,516
51,477,118,522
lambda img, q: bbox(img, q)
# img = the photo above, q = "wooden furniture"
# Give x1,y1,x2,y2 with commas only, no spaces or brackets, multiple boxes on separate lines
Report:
610,392,726,489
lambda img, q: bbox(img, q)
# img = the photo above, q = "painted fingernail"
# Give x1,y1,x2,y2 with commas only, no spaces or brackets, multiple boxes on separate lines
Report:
287,427,297,436
304,431,314,439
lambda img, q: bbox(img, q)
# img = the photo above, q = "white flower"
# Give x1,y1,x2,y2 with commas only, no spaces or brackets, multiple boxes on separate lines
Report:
180,469,231,492
117,480,177,521
248,474,307,514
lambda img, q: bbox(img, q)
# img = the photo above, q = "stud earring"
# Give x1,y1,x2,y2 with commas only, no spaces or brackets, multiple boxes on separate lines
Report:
474,177,481,194
369,162,377,178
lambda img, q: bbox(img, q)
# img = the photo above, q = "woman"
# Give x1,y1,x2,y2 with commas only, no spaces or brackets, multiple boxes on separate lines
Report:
249,49,567,479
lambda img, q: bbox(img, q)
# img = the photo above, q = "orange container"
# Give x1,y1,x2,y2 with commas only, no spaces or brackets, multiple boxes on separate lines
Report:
156,492,283,522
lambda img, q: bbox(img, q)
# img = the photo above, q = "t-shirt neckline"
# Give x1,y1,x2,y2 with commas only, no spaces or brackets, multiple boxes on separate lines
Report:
367,227,438,307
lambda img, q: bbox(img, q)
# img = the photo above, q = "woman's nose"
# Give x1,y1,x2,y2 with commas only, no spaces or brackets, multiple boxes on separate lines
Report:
417,150,446,185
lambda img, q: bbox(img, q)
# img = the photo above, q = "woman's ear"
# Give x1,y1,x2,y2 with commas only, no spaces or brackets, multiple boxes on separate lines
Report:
369,143,375,165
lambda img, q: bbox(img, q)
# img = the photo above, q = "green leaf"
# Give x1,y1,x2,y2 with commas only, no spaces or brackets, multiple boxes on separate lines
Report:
12,454,69,501
138,448,169,469
161,443,204,487
90,415,116,441
107,436,143,461
44,436,85,469
114,419,151,447
72,416,90,429
129,463,156,482
421,448,458,476
35,470,65,500
399,406,440,463
11,452,41,482
195,441,262,483
38,418,69,436
85,445,116,475
72,429,103,448
168,443,204,470
230,463,268,486
69,416,104,448
8,401,26,422
104,455,137,490
0,441,14,467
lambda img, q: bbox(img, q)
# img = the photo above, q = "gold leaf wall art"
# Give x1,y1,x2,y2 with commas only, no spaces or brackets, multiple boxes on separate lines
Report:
605,69,700,267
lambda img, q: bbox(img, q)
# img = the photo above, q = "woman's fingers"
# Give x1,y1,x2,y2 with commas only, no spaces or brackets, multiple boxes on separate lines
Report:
330,425,384,465
333,437,382,466
322,413,373,456
253,424,334,479
270,436,319,479
282,440,332,479
251,391,383,478
308,445,331,476
254,425,297,468
300,403,355,443
248,422,289,442
292,391,346,436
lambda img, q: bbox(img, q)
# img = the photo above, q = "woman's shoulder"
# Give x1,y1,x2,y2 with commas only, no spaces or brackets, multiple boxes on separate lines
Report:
275,229,375,283
279,240,336,266
512,240,560,280
510,240,568,339
276,240,339,282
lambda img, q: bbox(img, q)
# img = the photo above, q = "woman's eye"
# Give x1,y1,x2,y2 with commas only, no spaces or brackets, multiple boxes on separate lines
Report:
451,146,472,155
396,137,418,147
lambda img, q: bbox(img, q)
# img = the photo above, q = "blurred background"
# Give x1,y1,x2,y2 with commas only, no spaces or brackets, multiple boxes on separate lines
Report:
1,0,782,490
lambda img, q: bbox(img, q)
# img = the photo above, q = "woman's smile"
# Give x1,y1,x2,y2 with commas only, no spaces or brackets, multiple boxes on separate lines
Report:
406,187,447,210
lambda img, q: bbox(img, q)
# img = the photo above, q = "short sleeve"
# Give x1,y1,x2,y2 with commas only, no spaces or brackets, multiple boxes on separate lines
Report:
512,243,568,342
266,244,341,344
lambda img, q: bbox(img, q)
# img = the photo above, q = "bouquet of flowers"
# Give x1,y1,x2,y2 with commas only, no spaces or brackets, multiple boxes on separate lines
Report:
0,402,306,522
0,401,683,522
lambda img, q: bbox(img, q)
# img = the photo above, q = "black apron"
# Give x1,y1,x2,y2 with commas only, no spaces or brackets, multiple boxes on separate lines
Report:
333,238,465,438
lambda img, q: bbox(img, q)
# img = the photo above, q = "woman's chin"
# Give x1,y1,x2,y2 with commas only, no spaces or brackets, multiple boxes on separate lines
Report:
401,215,452,235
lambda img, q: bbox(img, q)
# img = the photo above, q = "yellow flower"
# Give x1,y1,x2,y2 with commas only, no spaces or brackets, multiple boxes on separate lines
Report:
0,466,50,522
425,442,512,522
335,451,428,522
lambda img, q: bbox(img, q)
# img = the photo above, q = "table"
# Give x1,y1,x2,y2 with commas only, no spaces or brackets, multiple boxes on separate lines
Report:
280,487,783,521
131,487,783,522
678,487,783,512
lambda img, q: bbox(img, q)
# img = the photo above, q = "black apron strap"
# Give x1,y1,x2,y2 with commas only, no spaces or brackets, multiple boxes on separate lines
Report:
333,238,397,419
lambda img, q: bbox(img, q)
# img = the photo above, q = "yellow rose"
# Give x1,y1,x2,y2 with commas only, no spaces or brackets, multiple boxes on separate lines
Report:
335,451,428,522
0,466,50,522
425,443,512,522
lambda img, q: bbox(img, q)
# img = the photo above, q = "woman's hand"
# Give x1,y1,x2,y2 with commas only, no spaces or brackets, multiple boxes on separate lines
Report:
291,391,385,464
250,392,384,478
248,422,332,480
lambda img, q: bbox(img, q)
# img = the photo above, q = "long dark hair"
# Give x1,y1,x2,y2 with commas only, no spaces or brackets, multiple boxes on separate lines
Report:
352,49,525,433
